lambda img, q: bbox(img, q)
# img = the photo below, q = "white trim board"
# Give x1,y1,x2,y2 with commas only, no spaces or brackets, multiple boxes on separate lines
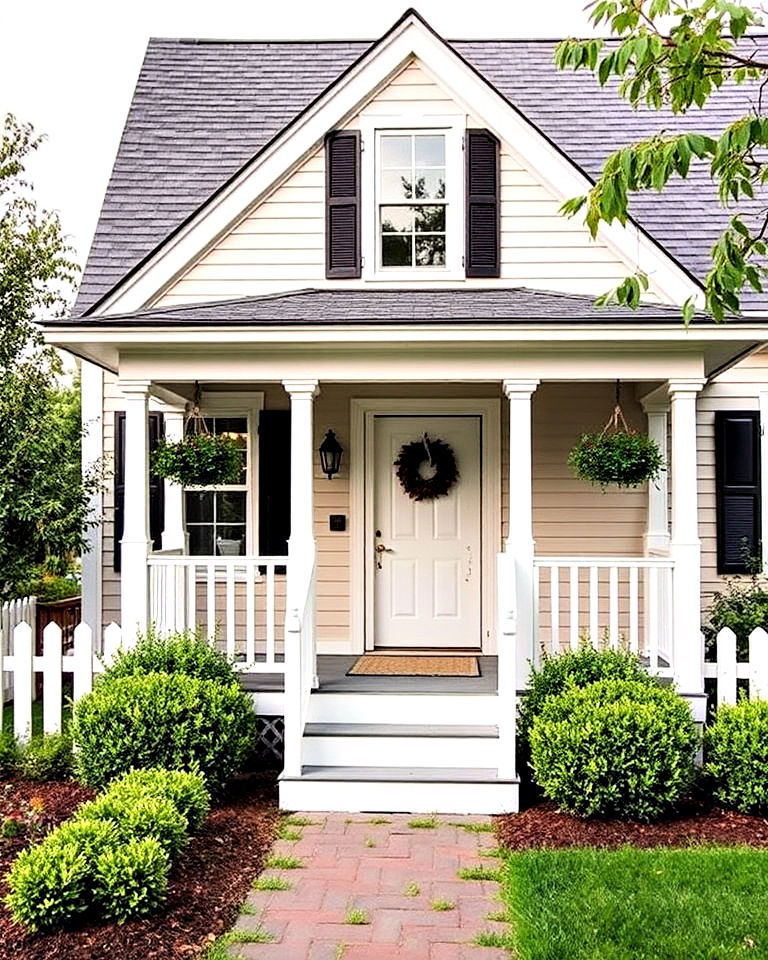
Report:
350,397,501,655
90,13,703,317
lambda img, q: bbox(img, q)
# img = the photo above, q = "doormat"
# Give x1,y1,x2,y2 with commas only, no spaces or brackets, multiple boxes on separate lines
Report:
347,655,480,677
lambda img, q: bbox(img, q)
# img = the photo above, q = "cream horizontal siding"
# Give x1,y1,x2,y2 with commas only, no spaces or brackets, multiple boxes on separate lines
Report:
157,57,660,307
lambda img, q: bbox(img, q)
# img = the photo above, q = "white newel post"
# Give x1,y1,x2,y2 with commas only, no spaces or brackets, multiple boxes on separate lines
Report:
119,380,152,642
282,379,319,778
503,380,539,682
669,380,705,698
161,408,188,552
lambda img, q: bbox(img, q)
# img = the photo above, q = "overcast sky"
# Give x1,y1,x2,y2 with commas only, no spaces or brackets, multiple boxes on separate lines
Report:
3,0,599,268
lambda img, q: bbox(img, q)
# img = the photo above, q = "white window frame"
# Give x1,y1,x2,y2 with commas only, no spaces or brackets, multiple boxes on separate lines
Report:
183,391,264,558
360,114,465,282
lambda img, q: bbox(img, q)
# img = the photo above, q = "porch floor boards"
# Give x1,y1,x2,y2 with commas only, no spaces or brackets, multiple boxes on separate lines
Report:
239,655,498,694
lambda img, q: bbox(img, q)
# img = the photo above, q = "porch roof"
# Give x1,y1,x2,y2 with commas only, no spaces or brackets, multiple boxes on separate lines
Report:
49,287,705,327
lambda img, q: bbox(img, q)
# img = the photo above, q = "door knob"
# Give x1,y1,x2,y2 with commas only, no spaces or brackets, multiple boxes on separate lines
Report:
375,542,392,569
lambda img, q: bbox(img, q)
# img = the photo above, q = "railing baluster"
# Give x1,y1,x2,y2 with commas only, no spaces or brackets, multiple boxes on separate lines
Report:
589,565,598,645
206,562,216,644
550,565,559,654
629,565,639,653
225,563,236,660
186,563,196,630
533,563,540,664
569,565,579,650
246,561,256,665
609,566,619,648
648,566,659,674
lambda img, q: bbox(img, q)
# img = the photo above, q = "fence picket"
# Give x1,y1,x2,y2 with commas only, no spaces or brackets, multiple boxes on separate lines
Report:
12,623,34,742
42,623,63,735
72,623,94,701
748,628,768,700
716,627,737,707
102,622,122,668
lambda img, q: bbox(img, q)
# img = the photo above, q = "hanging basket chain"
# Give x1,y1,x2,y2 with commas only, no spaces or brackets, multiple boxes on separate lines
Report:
185,381,210,437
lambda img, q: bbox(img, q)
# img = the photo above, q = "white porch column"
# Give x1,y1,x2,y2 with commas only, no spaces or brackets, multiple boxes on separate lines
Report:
161,408,188,552
669,379,706,697
503,379,539,681
80,362,103,634
641,393,671,555
119,380,152,641
283,380,320,559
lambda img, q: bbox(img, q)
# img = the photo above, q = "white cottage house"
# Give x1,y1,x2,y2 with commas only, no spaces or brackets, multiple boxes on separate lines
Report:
45,10,768,813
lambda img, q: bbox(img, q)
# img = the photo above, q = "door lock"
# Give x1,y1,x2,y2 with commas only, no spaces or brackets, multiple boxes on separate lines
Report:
375,542,392,569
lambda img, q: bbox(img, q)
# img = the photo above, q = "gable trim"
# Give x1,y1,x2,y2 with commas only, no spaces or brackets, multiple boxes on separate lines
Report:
90,11,704,317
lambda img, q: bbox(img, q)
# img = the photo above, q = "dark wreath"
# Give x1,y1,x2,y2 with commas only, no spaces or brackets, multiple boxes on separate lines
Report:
394,435,459,501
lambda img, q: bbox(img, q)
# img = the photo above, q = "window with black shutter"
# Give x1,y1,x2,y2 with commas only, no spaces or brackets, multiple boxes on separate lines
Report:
113,412,165,572
715,410,761,573
465,128,500,278
326,130,361,278
258,410,291,558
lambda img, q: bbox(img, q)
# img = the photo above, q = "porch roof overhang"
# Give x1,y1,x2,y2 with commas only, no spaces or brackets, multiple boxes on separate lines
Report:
44,287,767,380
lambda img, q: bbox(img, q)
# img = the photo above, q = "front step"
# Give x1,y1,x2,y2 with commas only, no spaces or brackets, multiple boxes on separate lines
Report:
302,722,499,768
279,765,519,814
306,692,499,725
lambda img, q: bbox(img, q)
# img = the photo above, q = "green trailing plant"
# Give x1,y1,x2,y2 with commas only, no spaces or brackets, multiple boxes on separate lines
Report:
530,679,697,822
101,627,236,684
151,432,242,487
72,672,257,794
705,698,768,814
569,429,663,488
20,732,74,781
518,645,658,748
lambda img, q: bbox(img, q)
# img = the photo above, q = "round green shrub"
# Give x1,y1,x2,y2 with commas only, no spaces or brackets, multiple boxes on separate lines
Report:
530,679,697,822
102,627,236,684
705,699,768,813
21,733,74,781
5,841,91,931
568,431,664,488
93,838,170,924
518,646,659,748
107,768,210,831
43,819,120,861
76,794,188,857
72,673,257,794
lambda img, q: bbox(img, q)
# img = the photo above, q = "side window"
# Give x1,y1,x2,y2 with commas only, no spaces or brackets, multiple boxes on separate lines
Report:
185,417,248,556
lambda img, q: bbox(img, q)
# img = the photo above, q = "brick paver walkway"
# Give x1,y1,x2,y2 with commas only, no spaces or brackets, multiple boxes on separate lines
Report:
227,813,510,959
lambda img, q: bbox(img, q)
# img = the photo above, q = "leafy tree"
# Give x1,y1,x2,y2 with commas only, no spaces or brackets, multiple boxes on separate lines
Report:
0,114,100,600
556,0,768,321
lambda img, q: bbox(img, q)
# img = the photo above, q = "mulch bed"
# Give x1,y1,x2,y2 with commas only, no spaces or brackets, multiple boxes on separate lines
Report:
496,799,768,851
0,773,279,960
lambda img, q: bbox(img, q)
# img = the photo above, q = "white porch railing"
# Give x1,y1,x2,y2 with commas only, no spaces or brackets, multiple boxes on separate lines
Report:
283,544,317,778
533,557,675,676
147,554,286,673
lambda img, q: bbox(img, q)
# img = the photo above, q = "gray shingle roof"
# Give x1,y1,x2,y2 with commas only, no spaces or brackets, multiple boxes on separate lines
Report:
74,26,768,316
58,287,702,325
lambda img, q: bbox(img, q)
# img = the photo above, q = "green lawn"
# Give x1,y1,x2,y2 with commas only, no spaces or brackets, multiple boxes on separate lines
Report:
496,846,768,960
2,699,72,736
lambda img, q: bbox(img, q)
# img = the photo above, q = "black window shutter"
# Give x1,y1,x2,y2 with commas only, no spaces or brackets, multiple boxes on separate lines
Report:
465,129,500,278
715,410,761,574
259,410,291,557
113,411,165,572
325,130,361,279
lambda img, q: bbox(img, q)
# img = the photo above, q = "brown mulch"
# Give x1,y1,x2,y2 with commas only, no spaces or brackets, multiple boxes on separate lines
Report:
0,773,279,960
495,799,768,851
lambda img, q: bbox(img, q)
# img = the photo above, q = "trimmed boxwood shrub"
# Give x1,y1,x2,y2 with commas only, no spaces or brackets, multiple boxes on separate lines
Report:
20,732,74,781
102,627,236,684
705,699,768,813
518,646,659,748
107,768,211,831
72,673,257,794
75,794,188,857
530,679,697,822
94,838,170,924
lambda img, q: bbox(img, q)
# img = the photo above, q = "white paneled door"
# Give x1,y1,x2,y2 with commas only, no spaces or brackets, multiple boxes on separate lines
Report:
373,416,482,648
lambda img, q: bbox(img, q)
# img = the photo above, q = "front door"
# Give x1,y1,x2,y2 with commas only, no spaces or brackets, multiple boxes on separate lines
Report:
372,415,482,648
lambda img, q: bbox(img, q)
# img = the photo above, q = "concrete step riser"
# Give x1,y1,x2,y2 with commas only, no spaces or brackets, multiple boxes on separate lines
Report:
306,693,499,725
302,735,499,768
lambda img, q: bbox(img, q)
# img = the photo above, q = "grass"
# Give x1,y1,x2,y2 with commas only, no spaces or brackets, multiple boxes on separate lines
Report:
479,846,505,858
403,881,420,897
458,865,502,882
282,815,317,827
265,855,304,870
447,820,494,833
408,816,439,829
252,875,291,891
431,899,455,912
365,837,376,848
202,928,275,959
344,908,370,925
475,930,516,950
497,846,768,960
2,699,73,736
277,825,303,841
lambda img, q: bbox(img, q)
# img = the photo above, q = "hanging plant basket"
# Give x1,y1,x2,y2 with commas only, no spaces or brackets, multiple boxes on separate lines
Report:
394,435,459,501
152,433,243,486
568,396,664,489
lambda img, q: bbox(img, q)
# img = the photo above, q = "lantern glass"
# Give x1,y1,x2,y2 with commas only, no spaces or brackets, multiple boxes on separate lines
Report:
319,429,343,479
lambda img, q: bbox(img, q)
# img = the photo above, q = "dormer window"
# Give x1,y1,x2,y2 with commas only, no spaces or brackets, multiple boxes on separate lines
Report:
379,133,446,268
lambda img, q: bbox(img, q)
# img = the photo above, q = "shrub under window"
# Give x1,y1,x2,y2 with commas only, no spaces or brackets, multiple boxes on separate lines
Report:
705,698,768,814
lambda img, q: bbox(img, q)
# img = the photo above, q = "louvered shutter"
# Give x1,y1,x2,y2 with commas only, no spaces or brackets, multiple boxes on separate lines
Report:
258,410,291,559
715,410,761,574
113,412,165,572
325,130,361,278
465,129,500,278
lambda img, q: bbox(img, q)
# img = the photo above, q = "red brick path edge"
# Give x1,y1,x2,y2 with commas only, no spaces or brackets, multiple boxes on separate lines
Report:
226,813,510,959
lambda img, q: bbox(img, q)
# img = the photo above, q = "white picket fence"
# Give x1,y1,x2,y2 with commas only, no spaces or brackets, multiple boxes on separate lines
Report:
0,596,36,704
0,620,123,742
703,627,768,706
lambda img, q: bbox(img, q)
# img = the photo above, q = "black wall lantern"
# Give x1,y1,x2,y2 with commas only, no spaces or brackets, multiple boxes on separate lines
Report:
319,429,343,479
